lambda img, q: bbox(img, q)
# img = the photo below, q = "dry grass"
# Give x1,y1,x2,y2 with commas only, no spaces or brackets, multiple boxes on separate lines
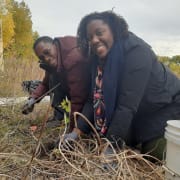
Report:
0,104,165,180
0,58,44,97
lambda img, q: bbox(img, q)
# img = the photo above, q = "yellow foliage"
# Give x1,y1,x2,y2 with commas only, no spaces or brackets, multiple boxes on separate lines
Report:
2,12,15,49
169,63,180,77
0,0,15,49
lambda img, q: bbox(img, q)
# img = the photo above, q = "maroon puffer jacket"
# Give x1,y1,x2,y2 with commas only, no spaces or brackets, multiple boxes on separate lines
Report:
31,36,90,131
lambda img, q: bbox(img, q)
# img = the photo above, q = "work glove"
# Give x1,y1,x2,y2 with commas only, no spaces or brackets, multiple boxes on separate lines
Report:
59,131,79,150
22,97,36,115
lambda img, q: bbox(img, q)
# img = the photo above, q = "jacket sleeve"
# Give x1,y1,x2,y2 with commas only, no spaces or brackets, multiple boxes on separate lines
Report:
66,62,91,121
106,46,153,144
30,71,49,100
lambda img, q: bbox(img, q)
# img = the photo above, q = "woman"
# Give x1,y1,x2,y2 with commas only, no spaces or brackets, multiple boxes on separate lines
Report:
63,11,180,160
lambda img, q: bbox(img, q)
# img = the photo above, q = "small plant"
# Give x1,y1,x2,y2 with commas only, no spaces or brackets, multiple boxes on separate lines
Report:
59,96,71,125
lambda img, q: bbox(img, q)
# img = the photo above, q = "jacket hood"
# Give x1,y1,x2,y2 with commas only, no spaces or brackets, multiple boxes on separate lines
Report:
54,36,88,71
54,36,78,61
123,32,151,54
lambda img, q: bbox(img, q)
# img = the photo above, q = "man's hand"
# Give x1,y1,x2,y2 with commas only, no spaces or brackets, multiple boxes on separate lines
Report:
22,97,36,115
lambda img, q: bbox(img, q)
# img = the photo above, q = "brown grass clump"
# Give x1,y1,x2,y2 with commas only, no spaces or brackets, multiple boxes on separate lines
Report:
0,58,44,97
0,104,165,180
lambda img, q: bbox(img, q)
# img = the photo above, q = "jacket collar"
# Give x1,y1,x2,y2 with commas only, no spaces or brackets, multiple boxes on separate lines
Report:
123,32,151,54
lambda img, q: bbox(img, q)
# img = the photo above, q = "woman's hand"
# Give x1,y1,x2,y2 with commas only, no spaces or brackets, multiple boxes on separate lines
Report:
60,128,82,150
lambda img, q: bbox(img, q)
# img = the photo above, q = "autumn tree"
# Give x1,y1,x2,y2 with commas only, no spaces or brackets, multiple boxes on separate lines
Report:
10,0,34,59
0,0,15,50
2,0,39,60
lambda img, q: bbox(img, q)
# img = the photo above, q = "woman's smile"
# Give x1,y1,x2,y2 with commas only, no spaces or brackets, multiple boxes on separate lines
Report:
87,19,114,59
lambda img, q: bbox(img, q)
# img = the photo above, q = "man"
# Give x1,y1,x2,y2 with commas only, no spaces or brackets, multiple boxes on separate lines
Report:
22,36,90,131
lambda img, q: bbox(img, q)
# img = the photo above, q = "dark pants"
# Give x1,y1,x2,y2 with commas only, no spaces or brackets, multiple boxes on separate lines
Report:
131,93,180,161
141,137,166,161
49,73,67,121
132,93,180,145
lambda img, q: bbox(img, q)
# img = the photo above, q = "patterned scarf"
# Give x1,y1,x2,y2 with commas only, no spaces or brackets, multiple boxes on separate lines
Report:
93,65,107,135
92,40,124,135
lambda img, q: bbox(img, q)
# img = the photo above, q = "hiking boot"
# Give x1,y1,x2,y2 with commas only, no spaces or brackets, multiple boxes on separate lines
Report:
46,108,64,128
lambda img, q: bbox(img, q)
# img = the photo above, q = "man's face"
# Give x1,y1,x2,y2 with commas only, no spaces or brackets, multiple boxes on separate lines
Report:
34,41,58,69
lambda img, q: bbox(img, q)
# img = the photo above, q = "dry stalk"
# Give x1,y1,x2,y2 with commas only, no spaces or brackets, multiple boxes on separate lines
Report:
0,107,165,179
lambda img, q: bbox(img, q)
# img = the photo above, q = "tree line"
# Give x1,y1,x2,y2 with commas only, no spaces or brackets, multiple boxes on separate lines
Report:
0,0,38,60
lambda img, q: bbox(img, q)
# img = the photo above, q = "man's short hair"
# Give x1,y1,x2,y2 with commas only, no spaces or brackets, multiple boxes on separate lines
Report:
33,36,53,50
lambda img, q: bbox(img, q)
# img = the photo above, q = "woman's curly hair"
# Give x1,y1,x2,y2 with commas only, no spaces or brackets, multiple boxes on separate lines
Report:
77,11,129,57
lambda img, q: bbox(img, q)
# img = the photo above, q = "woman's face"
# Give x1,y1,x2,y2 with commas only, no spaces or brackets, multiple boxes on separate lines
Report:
34,41,58,69
86,19,114,59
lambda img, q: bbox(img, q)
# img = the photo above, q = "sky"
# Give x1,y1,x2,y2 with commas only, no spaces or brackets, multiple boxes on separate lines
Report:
17,0,180,57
